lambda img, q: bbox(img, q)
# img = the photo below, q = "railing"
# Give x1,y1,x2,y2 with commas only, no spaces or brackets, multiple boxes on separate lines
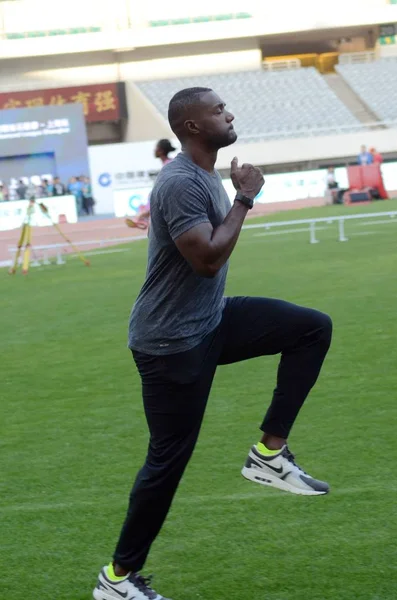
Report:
243,211,397,244
237,120,397,142
338,51,377,64
262,59,301,71
0,5,253,40
7,211,397,268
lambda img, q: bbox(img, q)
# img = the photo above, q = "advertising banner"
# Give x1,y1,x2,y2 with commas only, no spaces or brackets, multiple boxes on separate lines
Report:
0,83,126,123
0,196,77,231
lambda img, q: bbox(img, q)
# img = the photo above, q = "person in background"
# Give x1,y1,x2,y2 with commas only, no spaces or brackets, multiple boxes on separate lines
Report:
370,147,383,164
82,176,95,215
324,167,346,204
68,176,83,215
126,139,176,230
358,145,373,166
325,167,338,189
26,179,37,200
324,167,338,205
17,178,28,200
40,178,50,197
0,183,7,202
46,178,54,196
53,176,66,196
154,138,176,166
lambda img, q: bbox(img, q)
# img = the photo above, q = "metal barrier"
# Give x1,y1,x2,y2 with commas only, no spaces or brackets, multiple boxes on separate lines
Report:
243,210,397,243
8,211,397,267
8,235,147,267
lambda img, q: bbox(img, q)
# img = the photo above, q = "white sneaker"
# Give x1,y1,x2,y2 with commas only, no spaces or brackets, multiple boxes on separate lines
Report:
93,565,172,600
242,445,329,496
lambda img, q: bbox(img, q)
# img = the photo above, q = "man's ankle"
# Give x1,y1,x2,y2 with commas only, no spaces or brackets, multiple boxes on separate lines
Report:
260,434,286,451
113,563,129,577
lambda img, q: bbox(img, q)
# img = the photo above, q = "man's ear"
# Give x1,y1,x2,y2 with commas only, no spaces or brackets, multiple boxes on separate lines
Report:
184,119,200,135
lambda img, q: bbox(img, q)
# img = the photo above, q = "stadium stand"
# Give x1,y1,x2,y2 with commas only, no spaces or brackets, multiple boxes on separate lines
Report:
137,67,363,141
336,58,397,122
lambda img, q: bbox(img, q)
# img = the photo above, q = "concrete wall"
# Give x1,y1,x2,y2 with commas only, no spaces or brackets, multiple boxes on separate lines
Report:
216,127,397,170
0,43,261,92
123,83,172,142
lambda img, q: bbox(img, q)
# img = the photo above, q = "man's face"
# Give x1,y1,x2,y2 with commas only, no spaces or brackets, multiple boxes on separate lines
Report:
361,145,366,153
154,143,162,158
189,91,237,149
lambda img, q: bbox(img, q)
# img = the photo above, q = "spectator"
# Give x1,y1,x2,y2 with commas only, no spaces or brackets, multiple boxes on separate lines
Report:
324,167,345,204
53,176,66,196
82,176,95,215
26,180,37,200
17,178,28,200
370,147,383,164
0,183,7,202
40,178,50,197
46,178,54,196
68,176,83,215
358,145,373,166
325,167,338,189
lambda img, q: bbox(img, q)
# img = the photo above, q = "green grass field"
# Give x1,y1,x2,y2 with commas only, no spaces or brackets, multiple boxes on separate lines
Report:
2,201,397,600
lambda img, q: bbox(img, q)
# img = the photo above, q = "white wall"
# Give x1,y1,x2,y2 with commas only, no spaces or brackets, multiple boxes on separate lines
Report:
120,49,262,81
0,47,261,93
88,130,397,215
123,83,172,142
216,127,397,170
0,3,396,60
88,139,179,214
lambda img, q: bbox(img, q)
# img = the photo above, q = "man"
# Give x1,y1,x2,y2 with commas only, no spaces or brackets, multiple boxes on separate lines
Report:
68,176,83,215
357,145,373,166
16,179,28,200
325,167,346,205
94,87,332,600
369,147,383,164
52,176,66,197
82,176,95,215
40,178,50,197
126,138,176,230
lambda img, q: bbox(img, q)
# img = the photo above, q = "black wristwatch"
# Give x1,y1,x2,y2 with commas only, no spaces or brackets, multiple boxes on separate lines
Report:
234,191,254,209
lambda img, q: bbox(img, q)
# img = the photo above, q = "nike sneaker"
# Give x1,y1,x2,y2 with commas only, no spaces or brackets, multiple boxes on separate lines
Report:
242,444,329,496
93,565,171,600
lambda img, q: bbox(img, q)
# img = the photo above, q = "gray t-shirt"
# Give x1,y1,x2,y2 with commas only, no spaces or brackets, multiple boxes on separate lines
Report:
128,152,231,355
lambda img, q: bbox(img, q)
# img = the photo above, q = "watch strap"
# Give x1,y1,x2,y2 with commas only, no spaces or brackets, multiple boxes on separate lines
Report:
235,191,254,209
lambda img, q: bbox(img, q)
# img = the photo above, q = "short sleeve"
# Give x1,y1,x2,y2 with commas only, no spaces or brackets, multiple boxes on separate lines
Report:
160,177,211,241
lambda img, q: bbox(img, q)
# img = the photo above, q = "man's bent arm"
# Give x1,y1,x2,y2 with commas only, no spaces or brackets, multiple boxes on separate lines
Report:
174,200,249,278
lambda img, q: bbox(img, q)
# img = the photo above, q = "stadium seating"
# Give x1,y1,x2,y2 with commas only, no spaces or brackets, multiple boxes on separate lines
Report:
137,67,362,141
336,59,397,122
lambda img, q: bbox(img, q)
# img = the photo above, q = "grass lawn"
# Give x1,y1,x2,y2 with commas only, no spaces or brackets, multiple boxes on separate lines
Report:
1,201,397,600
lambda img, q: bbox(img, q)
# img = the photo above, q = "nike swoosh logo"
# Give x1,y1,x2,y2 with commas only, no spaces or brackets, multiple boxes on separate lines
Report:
101,584,134,599
252,457,283,474
265,463,283,474
112,590,132,599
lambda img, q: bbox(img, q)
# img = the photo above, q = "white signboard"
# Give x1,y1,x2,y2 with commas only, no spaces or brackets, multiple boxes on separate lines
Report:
113,187,152,217
0,195,77,231
89,139,179,215
89,136,397,215
222,167,349,204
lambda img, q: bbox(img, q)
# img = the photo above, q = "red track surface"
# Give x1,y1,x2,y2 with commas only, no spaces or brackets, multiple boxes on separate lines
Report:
0,197,327,264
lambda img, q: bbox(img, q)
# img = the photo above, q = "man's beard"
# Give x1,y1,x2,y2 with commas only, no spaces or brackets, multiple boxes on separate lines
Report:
211,129,238,150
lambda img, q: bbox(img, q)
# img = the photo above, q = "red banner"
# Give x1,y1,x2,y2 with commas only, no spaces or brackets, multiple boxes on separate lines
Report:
0,83,124,123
